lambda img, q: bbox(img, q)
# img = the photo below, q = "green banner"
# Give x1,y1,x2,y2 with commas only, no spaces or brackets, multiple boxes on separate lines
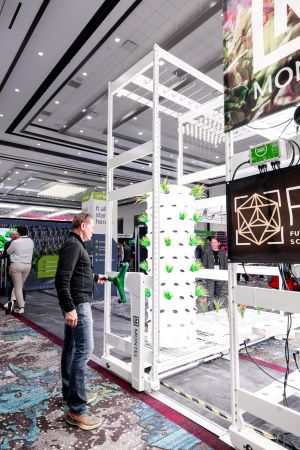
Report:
37,255,59,279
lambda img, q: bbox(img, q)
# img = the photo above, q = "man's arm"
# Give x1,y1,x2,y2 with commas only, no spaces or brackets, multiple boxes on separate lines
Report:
6,241,15,256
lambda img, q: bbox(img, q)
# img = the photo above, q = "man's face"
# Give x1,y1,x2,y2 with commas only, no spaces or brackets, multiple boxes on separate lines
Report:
81,218,94,242
10,231,18,240
211,239,219,251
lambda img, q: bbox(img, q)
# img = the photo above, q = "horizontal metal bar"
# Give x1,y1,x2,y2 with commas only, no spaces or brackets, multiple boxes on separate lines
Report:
108,141,153,169
199,269,228,281
230,427,284,450
237,388,300,437
105,333,131,354
108,179,152,202
235,285,300,313
158,47,224,93
111,50,153,95
179,95,224,123
182,164,225,184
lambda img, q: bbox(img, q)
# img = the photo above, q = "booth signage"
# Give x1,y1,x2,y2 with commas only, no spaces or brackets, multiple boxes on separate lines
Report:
249,140,280,165
223,0,300,132
227,165,300,263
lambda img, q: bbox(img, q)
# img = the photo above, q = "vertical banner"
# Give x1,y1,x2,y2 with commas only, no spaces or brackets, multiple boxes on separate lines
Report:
82,192,117,299
223,0,300,132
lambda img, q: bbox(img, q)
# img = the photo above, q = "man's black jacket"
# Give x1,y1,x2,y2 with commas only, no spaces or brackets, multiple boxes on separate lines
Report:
55,232,93,312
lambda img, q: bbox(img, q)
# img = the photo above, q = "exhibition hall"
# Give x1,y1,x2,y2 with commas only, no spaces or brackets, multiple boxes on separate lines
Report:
1,1,300,449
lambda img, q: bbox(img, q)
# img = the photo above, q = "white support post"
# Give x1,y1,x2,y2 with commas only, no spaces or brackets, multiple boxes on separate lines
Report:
131,274,146,391
226,131,244,433
177,118,183,185
150,44,161,391
103,82,114,358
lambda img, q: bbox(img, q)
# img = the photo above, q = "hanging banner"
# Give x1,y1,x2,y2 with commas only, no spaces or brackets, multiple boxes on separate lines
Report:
223,0,300,132
227,165,300,263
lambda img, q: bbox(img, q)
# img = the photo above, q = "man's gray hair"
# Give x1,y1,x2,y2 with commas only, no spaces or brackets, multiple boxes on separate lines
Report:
72,212,93,229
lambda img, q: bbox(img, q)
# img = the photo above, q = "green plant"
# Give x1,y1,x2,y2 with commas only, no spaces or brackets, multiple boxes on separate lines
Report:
189,235,203,246
213,299,223,313
164,237,171,246
139,260,148,271
160,178,171,194
189,184,205,200
193,212,202,223
198,297,208,313
195,285,208,298
256,306,261,314
179,211,187,220
163,290,173,300
135,193,149,204
140,236,151,247
137,214,149,224
238,304,246,318
145,288,151,298
165,264,173,273
190,261,202,272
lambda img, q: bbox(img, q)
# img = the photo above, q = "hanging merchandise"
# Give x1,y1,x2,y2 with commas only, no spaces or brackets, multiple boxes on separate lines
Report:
227,164,300,263
223,0,300,131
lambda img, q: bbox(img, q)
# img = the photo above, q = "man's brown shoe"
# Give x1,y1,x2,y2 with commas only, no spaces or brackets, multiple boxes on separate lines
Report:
66,411,102,430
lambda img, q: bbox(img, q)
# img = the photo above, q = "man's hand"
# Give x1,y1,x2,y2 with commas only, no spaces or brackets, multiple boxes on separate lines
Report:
97,275,107,285
64,309,78,328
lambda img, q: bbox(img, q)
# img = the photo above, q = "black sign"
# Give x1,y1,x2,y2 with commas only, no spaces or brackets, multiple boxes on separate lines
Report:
227,165,300,263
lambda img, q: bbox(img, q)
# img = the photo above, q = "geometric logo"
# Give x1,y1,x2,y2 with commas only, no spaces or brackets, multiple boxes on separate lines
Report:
237,193,281,245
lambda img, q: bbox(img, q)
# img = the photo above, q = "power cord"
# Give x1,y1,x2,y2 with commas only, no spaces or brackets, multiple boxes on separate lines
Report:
232,160,250,180
288,140,300,165
293,351,300,373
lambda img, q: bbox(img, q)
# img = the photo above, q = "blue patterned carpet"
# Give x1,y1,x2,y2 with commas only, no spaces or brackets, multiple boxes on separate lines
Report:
0,310,226,450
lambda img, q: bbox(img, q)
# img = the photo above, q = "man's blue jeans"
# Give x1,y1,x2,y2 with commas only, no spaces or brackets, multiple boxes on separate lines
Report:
61,302,94,414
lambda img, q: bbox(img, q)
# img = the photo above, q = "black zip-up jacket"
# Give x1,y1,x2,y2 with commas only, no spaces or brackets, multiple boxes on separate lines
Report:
55,232,93,312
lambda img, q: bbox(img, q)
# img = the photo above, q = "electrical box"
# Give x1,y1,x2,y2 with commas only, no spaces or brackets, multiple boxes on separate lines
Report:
249,140,280,165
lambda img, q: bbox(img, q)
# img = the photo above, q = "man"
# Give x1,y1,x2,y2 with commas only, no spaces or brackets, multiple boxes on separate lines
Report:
122,241,132,264
202,236,228,310
2,230,18,314
55,212,106,431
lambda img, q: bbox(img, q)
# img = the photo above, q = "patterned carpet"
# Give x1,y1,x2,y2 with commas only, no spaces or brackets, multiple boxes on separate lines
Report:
0,310,230,450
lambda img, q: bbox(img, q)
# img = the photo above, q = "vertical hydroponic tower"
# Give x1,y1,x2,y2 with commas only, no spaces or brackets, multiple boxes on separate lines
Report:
141,183,202,348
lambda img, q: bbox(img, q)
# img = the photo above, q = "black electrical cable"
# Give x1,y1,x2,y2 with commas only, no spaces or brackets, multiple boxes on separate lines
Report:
247,118,292,130
243,340,300,392
293,352,300,373
288,140,295,167
289,140,300,165
279,118,293,139
232,160,250,180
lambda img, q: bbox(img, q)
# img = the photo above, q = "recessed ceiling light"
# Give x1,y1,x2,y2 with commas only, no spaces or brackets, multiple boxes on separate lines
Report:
14,88,20,93
170,154,173,158
37,143,41,146
114,37,121,43
0,114,3,117
115,139,118,143
7,178,11,181
82,72,87,76
79,130,84,133
138,132,143,135
86,115,92,120
142,166,145,169
15,171,19,174
133,117,137,120
184,146,188,149
64,171,68,174
159,61,165,66
192,160,196,163
82,109,86,112
215,155,220,159
38,118,42,122
24,164,28,167
130,182,133,185
77,152,81,155
54,100,60,104
116,93,122,98
63,125,67,128
102,177,105,180
38,51,44,56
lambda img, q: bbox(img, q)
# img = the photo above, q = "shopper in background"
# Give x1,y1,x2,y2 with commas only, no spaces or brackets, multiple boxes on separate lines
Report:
55,212,106,431
7,226,34,314
122,241,132,264
202,236,228,310
2,230,19,314
117,242,124,270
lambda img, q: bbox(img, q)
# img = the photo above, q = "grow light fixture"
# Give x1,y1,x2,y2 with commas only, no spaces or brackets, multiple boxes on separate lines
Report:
38,184,87,199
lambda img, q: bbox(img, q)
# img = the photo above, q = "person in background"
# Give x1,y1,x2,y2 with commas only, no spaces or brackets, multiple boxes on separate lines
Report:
2,230,19,314
55,212,106,431
7,226,34,314
122,241,132,264
202,236,228,310
117,242,124,270
195,243,203,260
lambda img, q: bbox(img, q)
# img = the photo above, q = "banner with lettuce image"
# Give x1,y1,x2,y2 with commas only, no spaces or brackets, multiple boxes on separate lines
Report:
223,0,300,132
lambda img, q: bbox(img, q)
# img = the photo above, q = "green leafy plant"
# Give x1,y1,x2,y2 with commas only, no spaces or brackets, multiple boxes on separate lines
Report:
238,304,246,318
160,178,171,194
195,285,208,298
193,212,203,223
145,288,151,298
189,235,203,246
137,214,149,224
189,184,205,200
165,264,174,273
135,193,149,204
190,261,202,272
140,236,151,247
179,211,187,220
163,290,173,300
139,260,148,271
198,297,208,313
256,306,261,314
213,299,223,313
164,237,171,246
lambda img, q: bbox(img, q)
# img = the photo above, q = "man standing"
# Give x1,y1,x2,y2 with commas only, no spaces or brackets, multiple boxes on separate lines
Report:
55,213,106,431
2,230,19,314
202,236,228,310
122,241,132,264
